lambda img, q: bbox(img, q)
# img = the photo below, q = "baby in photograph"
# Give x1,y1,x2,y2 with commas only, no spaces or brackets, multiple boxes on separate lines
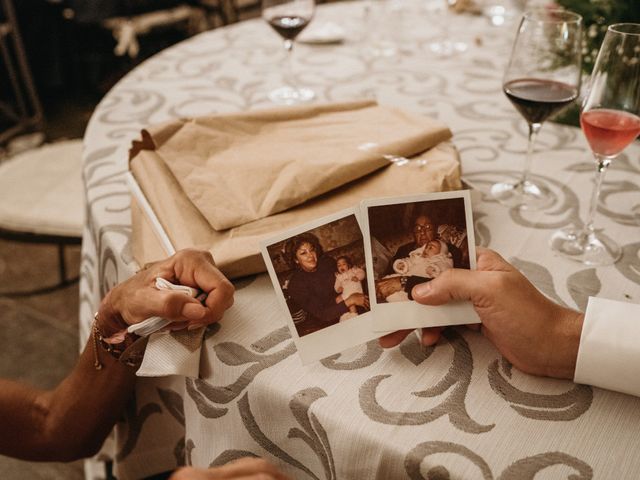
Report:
385,239,454,302
334,256,366,321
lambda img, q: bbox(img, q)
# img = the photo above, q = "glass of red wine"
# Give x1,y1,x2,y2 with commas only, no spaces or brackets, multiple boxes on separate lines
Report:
263,0,315,105
551,23,640,266
491,9,582,209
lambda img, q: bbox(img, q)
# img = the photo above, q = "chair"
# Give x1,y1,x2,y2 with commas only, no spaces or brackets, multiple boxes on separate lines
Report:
226,0,261,23
0,0,43,147
100,2,227,59
0,0,83,296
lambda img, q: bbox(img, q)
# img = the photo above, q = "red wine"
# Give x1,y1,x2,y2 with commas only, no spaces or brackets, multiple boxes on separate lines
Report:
504,78,578,125
268,15,310,40
581,109,640,157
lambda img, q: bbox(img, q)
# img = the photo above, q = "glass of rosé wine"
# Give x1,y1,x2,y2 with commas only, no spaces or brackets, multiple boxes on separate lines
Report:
551,23,640,266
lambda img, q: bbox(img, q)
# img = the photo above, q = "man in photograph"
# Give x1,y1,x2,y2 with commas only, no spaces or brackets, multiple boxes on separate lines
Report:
375,213,466,302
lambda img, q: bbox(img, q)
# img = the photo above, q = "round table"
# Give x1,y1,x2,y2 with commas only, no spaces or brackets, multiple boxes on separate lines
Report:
80,2,640,479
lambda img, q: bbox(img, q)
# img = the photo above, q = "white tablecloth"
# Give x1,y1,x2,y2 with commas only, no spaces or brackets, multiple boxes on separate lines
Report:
80,2,640,478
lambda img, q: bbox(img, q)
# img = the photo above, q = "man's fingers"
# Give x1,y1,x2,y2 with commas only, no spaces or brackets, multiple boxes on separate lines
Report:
420,327,442,346
411,268,483,306
475,247,513,272
379,329,413,348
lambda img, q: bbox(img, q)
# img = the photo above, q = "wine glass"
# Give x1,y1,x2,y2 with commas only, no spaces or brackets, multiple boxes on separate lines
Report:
428,0,468,57
262,0,315,105
551,23,640,266
491,9,582,209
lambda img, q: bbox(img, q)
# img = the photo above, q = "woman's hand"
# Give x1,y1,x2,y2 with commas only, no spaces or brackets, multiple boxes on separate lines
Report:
379,248,583,380
170,458,291,480
97,249,235,337
345,292,369,310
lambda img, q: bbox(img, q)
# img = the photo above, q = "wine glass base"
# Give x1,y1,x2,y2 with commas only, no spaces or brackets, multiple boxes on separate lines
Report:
490,180,553,210
268,86,315,105
429,40,468,57
550,228,622,266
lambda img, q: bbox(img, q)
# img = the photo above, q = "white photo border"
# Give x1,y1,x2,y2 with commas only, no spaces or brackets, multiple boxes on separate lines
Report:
260,207,383,364
360,190,480,332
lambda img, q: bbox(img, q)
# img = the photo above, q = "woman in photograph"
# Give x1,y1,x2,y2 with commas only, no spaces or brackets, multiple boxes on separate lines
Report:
285,233,369,335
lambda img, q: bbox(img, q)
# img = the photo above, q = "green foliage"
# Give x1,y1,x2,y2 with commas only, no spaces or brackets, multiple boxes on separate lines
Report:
550,0,639,127
555,0,640,73
556,0,640,73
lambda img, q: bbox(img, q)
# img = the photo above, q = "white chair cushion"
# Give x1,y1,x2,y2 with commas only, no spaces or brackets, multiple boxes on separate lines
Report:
0,139,85,238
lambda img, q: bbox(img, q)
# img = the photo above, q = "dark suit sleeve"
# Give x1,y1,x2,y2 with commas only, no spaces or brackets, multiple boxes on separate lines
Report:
448,243,464,268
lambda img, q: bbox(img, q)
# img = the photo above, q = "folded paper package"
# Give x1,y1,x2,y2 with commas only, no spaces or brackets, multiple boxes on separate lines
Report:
129,100,462,280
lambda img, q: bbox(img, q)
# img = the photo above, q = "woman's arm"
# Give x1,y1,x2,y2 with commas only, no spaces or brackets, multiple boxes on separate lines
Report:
0,249,234,461
0,337,137,461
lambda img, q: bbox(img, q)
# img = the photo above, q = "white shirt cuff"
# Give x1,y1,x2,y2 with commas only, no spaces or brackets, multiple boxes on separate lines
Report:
574,297,640,397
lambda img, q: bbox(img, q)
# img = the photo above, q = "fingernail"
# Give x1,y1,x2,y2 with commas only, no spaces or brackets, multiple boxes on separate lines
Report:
188,323,204,331
413,282,432,298
182,303,205,321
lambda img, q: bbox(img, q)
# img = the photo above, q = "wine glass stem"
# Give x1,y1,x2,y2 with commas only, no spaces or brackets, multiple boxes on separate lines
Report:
442,6,450,44
283,39,296,90
520,122,541,185
583,154,611,236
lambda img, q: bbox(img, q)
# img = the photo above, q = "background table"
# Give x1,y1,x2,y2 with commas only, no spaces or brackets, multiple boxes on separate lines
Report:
80,2,640,478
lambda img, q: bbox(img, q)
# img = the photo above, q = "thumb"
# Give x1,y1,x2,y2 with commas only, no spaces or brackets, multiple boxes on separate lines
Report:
411,269,483,306
147,290,206,323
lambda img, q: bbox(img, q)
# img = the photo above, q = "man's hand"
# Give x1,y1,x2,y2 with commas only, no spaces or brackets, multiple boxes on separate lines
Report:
379,248,584,380
170,458,291,480
99,249,235,336
375,277,403,300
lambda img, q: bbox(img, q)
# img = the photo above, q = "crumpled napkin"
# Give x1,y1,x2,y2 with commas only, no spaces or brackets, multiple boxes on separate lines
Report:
136,327,205,377
130,100,452,231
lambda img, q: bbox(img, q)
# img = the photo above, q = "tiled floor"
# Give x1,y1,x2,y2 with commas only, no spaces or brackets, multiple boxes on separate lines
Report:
0,239,85,479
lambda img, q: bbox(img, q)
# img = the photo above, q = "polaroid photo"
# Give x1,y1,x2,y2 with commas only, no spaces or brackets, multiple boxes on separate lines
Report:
361,190,480,332
260,208,383,364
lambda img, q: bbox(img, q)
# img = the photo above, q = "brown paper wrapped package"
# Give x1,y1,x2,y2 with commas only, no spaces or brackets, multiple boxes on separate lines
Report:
129,101,462,279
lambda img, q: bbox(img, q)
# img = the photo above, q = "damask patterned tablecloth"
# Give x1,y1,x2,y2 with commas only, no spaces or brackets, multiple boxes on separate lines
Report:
79,2,640,479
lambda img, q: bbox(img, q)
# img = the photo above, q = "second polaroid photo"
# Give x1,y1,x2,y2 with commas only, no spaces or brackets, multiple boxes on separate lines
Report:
261,208,383,364
361,191,480,332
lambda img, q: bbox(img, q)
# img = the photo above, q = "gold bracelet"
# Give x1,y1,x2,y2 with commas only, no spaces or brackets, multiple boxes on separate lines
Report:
91,319,104,371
